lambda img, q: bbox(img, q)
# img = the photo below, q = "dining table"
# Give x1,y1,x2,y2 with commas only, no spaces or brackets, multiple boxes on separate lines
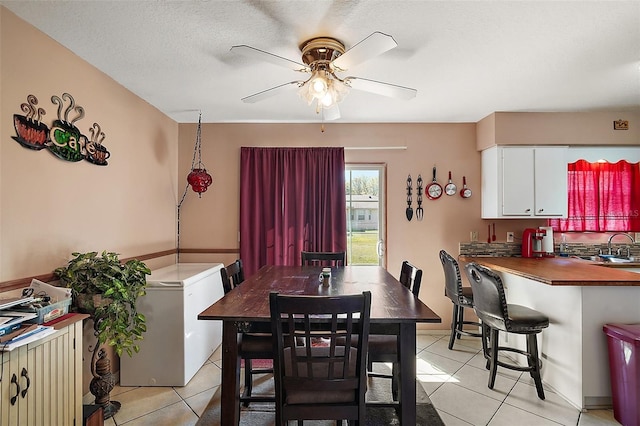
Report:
198,264,441,425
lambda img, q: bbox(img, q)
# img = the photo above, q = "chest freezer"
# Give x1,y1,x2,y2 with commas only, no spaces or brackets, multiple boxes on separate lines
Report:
120,263,224,386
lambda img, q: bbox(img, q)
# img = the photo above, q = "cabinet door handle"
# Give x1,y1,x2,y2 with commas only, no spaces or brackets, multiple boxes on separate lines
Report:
21,367,30,398
525,208,531,213
10,373,20,406
538,208,544,213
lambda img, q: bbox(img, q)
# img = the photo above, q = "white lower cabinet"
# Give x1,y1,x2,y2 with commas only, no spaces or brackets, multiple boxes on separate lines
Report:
0,316,85,426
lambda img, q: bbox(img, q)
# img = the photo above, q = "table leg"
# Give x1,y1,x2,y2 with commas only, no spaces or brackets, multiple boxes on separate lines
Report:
221,321,241,425
399,322,417,425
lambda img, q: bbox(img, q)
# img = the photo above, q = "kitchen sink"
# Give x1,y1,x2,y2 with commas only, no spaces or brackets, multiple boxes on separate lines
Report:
573,255,639,265
598,254,635,263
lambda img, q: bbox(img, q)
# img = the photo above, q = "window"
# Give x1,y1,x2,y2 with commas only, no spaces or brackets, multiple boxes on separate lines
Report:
549,160,640,232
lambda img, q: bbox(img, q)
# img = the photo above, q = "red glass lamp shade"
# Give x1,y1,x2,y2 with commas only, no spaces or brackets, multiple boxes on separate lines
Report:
187,168,212,195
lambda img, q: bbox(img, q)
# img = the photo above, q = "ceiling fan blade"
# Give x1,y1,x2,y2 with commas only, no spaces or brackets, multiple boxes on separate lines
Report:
241,81,302,103
332,32,397,71
321,104,341,121
231,45,308,72
345,77,417,100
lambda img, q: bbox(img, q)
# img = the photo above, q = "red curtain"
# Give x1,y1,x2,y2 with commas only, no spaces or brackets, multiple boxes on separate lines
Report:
239,147,347,276
550,160,640,232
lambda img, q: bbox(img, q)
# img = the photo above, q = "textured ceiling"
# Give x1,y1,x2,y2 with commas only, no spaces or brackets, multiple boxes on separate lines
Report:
2,0,639,124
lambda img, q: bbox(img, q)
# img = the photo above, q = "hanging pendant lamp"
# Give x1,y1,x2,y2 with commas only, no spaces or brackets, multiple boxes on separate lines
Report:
187,113,212,197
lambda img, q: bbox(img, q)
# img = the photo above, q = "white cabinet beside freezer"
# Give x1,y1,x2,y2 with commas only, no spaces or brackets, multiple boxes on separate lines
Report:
482,146,568,218
120,263,224,386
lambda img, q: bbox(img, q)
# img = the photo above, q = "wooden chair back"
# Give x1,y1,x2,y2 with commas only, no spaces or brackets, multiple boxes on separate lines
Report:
221,259,245,294
269,291,371,424
300,251,346,266
399,260,422,296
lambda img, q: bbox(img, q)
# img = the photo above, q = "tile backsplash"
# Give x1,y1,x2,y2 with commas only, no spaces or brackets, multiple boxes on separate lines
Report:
459,242,640,258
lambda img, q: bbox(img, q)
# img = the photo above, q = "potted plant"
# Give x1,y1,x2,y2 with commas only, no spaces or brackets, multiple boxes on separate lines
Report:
54,251,151,357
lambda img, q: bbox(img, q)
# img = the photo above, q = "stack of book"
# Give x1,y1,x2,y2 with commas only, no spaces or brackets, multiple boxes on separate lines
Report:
0,295,56,351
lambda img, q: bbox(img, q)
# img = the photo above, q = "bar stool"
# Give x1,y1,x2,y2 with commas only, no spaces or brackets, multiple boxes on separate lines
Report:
439,250,482,350
464,262,549,400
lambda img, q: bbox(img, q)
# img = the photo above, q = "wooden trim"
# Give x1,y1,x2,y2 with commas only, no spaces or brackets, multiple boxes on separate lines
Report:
121,249,177,263
178,248,240,254
1,273,57,291
0,247,238,291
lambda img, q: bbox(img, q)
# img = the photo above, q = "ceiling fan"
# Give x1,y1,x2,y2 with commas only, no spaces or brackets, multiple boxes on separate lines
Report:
231,32,417,121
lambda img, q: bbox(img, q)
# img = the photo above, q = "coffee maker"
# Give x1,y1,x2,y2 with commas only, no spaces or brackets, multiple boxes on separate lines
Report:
522,228,546,258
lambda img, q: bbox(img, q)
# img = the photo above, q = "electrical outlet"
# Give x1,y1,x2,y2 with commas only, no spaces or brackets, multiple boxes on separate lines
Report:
507,232,515,243
470,231,478,242
635,233,640,243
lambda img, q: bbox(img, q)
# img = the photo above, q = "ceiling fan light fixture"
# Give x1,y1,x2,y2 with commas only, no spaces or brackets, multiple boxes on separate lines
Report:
320,92,333,107
309,70,328,98
235,32,416,118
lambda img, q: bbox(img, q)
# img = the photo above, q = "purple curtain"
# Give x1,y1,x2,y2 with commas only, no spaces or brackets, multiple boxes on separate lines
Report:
240,147,347,276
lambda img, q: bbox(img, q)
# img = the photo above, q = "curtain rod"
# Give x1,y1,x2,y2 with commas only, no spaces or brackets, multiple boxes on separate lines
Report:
344,146,407,150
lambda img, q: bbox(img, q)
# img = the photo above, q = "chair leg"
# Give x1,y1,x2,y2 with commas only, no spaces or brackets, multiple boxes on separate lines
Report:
242,359,253,407
448,304,459,349
527,334,545,400
456,306,465,338
481,322,491,367
391,362,399,401
487,328,499,389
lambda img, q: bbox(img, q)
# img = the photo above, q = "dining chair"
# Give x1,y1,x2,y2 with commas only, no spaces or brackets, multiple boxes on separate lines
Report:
220,260,275,406
464,262,549,400
269,291,371,426
439,250,482,350
300,251,346,266
366,260,422,400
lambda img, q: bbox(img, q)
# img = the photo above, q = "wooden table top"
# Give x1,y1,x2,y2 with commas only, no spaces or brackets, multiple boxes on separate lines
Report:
198,265,441,323
459,256,640,287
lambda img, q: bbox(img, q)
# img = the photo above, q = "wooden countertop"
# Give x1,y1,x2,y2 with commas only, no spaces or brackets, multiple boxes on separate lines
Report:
458,256,640,287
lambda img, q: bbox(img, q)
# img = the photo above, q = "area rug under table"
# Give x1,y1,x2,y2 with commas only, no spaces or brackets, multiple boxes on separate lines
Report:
196,370,444,426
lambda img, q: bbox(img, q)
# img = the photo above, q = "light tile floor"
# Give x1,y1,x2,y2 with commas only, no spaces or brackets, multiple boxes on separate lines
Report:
102,333,622,425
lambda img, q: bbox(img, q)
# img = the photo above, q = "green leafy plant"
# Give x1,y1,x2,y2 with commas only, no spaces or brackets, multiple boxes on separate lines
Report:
54,251,151,357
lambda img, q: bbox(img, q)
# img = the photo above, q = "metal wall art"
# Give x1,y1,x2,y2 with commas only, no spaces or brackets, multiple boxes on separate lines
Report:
416,174,424,220
404,170,472,222
12,93,110,166
405,174,413,221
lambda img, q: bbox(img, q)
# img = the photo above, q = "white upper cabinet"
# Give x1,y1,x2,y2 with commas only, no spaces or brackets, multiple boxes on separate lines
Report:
482,146,568,219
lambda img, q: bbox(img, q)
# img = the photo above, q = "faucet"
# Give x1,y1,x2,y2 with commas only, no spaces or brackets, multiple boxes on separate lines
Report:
607,232,635,255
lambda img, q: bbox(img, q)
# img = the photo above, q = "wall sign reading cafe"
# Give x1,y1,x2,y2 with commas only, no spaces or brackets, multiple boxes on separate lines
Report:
12,93,111,166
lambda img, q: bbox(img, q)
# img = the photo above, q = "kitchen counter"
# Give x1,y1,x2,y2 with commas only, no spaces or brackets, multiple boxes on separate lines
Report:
459,256,640,286
459,255,640,411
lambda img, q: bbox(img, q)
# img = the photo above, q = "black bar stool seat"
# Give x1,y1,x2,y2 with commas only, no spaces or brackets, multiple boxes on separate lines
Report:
464,262,549,400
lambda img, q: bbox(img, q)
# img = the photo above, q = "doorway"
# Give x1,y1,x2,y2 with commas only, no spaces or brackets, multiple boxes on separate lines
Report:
345,165,386,266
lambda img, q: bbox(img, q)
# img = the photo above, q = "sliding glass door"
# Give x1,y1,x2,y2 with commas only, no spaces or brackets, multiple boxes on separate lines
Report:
345,165,386,266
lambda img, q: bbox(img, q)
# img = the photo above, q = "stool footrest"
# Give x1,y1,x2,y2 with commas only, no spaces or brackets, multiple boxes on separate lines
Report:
495,346,542,372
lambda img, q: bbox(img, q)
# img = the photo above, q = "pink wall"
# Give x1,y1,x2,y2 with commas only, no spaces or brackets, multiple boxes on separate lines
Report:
175,122,548,330
1,8,179,393
1,8,179,282
477,111,640,150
